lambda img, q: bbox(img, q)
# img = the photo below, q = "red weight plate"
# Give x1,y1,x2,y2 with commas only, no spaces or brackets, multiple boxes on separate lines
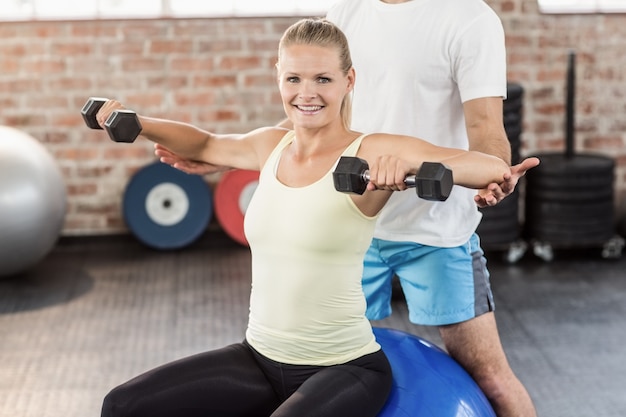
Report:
214,169,259,246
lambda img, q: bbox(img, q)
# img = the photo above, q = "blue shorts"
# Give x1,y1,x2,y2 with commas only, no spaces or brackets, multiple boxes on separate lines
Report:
362,234,494,326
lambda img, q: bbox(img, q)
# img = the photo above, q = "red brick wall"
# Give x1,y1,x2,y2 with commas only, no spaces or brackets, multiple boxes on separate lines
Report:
1,1,625,236
495,0,626,213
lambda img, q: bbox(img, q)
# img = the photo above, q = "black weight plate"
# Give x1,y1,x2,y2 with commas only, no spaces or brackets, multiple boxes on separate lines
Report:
525,224,614,245
619,196,626,238
506,82,524,101
503,112,522,128
525,196,616,245
477,191,520,245
526,200,613,219
479,191,519,220
123,162,213,250
526,187,613,203
526,174,614,191
511,150,522,166
478,228,521,246
526,153,614,175
504,124,522,140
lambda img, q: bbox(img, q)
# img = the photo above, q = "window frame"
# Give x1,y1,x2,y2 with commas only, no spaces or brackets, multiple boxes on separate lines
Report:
1,0,337,22
538,0,626,14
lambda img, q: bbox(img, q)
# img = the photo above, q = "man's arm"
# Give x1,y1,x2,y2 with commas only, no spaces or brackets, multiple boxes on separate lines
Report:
463,96,521,207
464,96,511,164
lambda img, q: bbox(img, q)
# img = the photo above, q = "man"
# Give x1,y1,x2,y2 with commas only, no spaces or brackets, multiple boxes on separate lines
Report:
325,1,537,416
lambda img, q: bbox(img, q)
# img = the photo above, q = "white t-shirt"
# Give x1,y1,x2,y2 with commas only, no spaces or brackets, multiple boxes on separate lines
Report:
327,0,507,247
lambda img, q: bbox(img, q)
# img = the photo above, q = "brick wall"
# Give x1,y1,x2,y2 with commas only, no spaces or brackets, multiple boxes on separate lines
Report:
494,0,626,212
1,0,625,236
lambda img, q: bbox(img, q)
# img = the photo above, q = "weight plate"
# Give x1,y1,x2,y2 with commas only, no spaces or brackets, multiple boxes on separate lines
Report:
526,187,613,203
214,169,259,246
525,224,614,245
145,182,189,226
122,162,213,250
477,191,521,246
506,82,524,101
503,112,522,128
527,200,613,219
526,153,614,175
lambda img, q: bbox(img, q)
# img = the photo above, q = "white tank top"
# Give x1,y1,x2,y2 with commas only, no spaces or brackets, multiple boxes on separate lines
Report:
243,131,380,365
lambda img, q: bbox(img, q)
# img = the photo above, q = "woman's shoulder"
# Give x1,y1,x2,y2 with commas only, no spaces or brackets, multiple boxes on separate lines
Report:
246,126,292,139
242,126,292,148
243,127,293,165
357,131,429,160
358,132,401,148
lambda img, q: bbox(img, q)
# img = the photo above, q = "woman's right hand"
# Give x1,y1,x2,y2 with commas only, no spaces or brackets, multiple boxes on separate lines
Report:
95,99,127,129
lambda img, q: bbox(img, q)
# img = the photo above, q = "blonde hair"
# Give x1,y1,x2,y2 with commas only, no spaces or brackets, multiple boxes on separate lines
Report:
278,18,353,131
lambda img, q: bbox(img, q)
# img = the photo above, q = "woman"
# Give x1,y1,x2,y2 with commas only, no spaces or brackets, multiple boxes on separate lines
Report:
96,18,537,417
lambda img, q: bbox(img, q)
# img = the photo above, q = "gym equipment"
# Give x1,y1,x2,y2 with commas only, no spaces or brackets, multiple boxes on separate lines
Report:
214,169,259,246
333,156,453,201
374,327,495,417
122,162,213,250
619,197,626,239
81,97,142,143
524,51,624,261
0,126,67,278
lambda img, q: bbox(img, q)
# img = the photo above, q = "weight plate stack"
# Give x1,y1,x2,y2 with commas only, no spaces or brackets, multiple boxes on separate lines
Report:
122,162,213,250
524,153,615,246
476,191,520,245
523,51,622,260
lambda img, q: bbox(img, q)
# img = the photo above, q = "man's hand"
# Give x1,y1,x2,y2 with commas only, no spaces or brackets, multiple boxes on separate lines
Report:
474,156,540,207
154,144,230,175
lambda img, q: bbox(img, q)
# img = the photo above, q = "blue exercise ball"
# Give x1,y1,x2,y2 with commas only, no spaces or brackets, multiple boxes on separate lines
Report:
0,126,67,278
374,327,496,417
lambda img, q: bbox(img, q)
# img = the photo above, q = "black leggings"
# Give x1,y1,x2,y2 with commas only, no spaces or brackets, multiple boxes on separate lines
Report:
101,341,392,417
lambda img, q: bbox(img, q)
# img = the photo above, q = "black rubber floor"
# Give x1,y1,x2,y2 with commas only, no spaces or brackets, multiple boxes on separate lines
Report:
1,231,625,417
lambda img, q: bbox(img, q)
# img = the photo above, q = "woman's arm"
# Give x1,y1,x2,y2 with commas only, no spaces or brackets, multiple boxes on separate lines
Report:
358,134,539,205
433,150,510,189
350,133,539,215
96,100,280,171
359,133,536,191
153,144,232,175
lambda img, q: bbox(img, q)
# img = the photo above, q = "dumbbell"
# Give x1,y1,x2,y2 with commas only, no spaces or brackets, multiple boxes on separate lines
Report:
81,97,142,143
333,156,453,201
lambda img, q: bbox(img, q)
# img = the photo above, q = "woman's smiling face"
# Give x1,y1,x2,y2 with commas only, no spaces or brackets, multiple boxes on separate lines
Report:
277,44,354,130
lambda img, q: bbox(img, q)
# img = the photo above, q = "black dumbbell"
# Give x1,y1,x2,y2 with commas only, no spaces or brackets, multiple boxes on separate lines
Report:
81,97,143,143
333,156,453,201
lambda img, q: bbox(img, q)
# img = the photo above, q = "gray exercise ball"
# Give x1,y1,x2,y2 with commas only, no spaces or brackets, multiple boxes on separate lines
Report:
0,126,67,278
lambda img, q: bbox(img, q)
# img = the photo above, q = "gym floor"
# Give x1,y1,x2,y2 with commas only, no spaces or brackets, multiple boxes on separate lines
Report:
1,231,625,417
